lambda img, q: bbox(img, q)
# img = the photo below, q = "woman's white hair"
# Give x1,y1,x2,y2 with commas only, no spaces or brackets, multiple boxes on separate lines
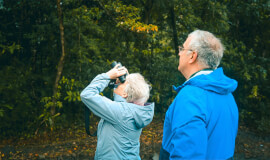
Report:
188,30,224,69
124,73,151,104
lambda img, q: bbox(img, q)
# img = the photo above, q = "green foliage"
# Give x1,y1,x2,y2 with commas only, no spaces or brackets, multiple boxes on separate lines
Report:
0,43,21,55
222,39,270,133
60,76,83,102
39,96,62,130
0,0,269,138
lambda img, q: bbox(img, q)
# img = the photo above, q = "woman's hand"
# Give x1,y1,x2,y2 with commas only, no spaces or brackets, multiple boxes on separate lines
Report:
106,64,128,80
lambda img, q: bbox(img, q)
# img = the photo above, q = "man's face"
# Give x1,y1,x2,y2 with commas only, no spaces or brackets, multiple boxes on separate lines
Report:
178,37,192,74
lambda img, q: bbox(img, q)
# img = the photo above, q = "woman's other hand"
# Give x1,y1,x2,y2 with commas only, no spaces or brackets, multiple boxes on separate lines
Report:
106,64,128,80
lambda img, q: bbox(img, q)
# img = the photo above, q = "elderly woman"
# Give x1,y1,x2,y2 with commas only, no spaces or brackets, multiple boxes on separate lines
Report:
80,64,154,160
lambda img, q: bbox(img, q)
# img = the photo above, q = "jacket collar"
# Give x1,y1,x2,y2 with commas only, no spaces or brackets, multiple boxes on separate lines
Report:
173,68,215,93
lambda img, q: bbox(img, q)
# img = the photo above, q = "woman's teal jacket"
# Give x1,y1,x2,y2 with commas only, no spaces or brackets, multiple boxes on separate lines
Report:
81,73,154,160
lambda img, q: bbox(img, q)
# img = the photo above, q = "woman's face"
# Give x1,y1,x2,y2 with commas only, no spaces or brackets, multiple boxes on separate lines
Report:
114,81,128,98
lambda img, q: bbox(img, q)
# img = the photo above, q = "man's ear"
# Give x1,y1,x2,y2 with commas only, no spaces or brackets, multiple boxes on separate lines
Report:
189,51,198,63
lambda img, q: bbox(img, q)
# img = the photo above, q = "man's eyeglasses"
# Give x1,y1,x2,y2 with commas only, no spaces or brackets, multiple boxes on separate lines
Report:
178,46,193,52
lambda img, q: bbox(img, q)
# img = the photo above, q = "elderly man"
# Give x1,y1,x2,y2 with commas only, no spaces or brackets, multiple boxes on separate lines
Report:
160,30,238,160
81,64,154,160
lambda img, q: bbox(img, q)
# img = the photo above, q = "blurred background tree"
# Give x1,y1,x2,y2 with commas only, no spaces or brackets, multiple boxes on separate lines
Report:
0,0,269,138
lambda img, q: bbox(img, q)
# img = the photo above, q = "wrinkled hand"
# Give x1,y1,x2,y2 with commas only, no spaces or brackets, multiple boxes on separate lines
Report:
106,64,128,80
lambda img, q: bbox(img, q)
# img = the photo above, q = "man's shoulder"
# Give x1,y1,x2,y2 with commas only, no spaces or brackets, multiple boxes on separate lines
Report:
178,84,206,95
173,85,208,107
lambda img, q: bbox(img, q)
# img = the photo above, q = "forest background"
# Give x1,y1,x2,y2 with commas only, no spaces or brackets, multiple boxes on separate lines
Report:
0,0,269,150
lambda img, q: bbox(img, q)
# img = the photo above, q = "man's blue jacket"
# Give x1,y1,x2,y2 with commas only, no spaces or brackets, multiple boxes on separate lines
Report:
161,68,238,159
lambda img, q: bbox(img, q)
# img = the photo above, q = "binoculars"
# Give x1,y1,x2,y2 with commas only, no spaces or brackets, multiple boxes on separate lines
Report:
108,61,127,88
111,61,126,83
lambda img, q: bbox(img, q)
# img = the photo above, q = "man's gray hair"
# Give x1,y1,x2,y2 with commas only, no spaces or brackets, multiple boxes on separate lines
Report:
124,73,151,104
188,30,224,69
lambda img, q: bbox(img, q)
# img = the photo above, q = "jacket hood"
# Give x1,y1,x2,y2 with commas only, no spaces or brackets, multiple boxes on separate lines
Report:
174,68,238,95
114,93,154,128
130,102,155,129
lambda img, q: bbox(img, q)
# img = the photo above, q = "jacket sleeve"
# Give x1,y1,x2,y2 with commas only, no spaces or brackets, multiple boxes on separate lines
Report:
80,73,122,124
169,86,208,159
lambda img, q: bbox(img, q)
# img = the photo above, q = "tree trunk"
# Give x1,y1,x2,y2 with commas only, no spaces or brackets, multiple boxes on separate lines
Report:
52,0,65,115
168,0,178,55
141,0,153,24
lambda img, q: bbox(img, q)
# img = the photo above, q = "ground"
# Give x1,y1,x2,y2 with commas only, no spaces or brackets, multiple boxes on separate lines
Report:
0,117,269,160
